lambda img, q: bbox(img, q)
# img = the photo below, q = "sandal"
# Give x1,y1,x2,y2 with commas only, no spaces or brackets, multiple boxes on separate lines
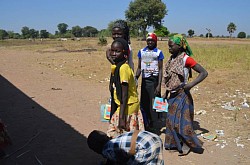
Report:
178,143,190,156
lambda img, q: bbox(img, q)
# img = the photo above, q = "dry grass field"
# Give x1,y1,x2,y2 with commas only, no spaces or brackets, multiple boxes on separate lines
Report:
0,37,250,164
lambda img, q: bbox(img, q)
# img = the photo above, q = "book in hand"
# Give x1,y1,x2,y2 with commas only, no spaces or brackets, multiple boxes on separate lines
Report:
153,97,168,112
103,104,111,120
100,104,111,122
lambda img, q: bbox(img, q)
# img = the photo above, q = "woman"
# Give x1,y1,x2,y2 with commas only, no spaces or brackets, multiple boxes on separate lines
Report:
163,34,208,156
135,33,164,130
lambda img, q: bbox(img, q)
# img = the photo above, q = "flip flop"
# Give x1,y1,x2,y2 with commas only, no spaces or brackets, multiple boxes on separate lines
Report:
178,143,190,156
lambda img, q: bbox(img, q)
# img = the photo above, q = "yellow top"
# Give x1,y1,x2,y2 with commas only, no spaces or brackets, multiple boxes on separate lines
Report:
112,63,139,115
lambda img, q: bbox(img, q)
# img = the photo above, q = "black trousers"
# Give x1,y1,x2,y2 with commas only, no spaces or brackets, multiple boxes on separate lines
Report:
140,76,159,127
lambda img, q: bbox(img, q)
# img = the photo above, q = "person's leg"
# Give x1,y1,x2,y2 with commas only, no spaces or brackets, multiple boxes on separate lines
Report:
143,77,158,127
140,78,151,127
175,91,203,154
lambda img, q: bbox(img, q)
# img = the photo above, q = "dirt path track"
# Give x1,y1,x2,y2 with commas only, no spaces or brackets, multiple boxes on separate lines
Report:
0,48,249,164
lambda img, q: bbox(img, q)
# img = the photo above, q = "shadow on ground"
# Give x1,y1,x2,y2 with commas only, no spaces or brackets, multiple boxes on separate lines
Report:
0,75,103,165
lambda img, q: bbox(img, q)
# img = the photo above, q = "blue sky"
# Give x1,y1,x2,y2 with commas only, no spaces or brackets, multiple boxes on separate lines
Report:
1,0,249,37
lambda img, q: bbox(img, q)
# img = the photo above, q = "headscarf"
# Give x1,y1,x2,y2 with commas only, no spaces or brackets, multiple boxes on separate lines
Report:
112,20,131,44
169,34,193,56
146,32,157,43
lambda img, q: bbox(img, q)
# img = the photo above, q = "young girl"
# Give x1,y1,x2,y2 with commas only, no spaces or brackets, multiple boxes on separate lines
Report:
107,38,144,138
106,20,134,70
106,20,134,121
163,34,208,156
135,33,164,130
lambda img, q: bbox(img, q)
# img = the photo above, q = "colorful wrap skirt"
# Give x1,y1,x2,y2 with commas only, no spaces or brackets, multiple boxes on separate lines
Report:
107,103,145,138
164,90,203,152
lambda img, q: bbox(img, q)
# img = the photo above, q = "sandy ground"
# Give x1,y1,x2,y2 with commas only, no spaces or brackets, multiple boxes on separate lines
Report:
0,44,249,165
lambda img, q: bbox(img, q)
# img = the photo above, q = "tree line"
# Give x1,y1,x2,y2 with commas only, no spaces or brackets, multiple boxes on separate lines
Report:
0,0,248,40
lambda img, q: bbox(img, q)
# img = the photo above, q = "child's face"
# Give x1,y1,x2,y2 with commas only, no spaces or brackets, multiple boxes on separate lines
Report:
110,42,125,63
168,40,180,55
146,39,156,50
112,27,124,40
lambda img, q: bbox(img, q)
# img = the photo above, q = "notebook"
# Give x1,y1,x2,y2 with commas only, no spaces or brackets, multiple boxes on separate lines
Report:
153,97,168,112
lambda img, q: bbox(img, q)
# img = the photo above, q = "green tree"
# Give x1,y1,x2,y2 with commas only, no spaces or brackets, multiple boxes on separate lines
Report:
7,31,20,39
154,25,169,37
21,26,30,39
0,29,8,40
188,29,195,37
107,20,115,35
29,29,39,39
125,0,167,39
71,25,82,37
237,32,246,38
206,33,213,38
98,29,110,37
7,31,15,39
227,22,236,38
57,23,68,34
98,36,107,45
82,26,98,37
40,30,49,38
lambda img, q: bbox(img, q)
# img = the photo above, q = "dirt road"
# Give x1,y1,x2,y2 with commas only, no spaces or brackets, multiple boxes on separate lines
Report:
0,47,249,165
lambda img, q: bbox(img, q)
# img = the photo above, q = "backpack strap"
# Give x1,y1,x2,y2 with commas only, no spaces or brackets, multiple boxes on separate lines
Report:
129,130,139,155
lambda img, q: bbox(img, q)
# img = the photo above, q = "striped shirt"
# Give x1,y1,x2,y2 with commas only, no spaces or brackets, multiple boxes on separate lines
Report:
102,131,164,165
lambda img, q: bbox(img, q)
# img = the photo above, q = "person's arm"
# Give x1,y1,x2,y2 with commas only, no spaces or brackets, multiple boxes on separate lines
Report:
118,83,128,130
155,60,163,96
106,47,115,65
183,63,208,91
135,58,141,79
128,48,134,71
114,149,132,164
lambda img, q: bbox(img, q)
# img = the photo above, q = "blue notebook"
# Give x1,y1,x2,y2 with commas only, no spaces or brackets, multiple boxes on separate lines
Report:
153,97,168,112
100,104,111,122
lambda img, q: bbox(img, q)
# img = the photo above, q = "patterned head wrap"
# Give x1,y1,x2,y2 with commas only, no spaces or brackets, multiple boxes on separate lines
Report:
112,20,131,44
169,34,193,56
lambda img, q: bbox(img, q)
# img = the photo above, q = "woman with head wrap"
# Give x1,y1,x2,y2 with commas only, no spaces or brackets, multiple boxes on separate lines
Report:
135,33,165,131
163,34,208,156
107,38,144,138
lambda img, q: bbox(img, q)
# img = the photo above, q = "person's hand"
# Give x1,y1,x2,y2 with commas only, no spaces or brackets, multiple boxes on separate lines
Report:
162,93,166,100
162,91,169,101
183,84,192,91
115,149,132,164
118,117,126,131
134,76,138,88
154,85,161,96
106,48,115,65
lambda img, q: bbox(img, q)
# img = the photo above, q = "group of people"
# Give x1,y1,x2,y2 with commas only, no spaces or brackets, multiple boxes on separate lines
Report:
87,20,208,164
